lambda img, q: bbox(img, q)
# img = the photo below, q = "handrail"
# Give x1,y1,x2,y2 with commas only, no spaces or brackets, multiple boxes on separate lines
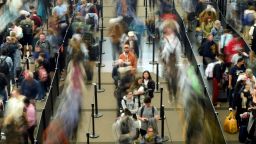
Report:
171,1,227,144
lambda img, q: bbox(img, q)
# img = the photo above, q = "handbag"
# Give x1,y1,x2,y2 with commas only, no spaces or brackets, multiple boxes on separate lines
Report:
223,112,238,134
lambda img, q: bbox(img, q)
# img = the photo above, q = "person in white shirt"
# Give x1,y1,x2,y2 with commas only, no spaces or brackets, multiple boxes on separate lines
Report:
121,91,139,115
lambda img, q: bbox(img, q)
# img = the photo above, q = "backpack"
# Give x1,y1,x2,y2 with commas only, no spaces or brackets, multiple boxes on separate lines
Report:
86,14,95,30
123,97,136,109
140,105,155,117
38,67,48,82
21,22,33,35
0,56,9,76
243,13,255,26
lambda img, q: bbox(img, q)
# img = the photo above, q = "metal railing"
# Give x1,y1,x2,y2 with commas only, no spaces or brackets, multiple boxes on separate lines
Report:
171,1,227,143
34,64,60,143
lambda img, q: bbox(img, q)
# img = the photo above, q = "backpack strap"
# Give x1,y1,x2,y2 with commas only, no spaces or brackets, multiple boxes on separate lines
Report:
140,105,145,117
140,106,155,117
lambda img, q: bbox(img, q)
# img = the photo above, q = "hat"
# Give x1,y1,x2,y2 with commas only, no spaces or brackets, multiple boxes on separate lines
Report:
19,10,30,16
128,31,135,37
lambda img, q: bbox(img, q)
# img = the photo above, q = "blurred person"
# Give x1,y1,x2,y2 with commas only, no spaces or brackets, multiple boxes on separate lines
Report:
224,36,245,66
211,20,223,43
198,5,217,24
23,98,36,144
3,88,27,144
108,22,124,60
181,0,196,31
21,70,42,101
137,96,159,137
243,6,255,40
218,29,233,54
228,58,246,110
231,48,248,65
115,65,134,116
247,51,256,76
112,109,139,144
43,119,68,144
48,10,60,32
30,9,42,30
140,126,162,144
85,5,99,31
116,0,136,25
34,33,51,60
142,71,155,98
249,20,256,53
119,42,137,72
159,19,182,101
9,22,23,40
37,0,49,24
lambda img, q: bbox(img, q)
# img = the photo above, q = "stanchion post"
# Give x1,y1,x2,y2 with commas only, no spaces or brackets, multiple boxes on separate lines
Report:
145,0,148,19
26,58,29,70
90,104,99,138
93,83,103,118
160,105,169,142
97,62,105,92
138,95,141,107
149,36,158,65
87,133,90,144
160,88,163,107
155,63,160,93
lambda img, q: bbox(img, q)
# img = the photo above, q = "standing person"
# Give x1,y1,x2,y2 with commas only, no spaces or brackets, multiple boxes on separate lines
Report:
119,42,137,72
34,33,51,60
20,13,34,54
121,90,139,115
108,22,124,60
24,98,37,144
228,58,246,110
21,70,42,103
137,97,159,137
211,20,224,44
212,54,226,107
142,71,155,98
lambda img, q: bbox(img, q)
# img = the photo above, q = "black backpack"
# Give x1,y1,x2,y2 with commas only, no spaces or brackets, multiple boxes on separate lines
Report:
21,22,33,35
86,14,95,30
140,105,155,117
0,56,9,76
123,97,136,109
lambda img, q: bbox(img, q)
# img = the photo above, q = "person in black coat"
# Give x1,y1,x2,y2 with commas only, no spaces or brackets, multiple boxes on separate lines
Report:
142,71,155,98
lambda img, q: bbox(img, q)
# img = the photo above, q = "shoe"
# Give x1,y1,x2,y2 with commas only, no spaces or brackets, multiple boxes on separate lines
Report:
229,108,232,111
216,104,221,108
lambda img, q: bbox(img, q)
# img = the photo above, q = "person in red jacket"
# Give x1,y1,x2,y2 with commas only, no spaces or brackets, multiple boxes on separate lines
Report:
224,36,244,66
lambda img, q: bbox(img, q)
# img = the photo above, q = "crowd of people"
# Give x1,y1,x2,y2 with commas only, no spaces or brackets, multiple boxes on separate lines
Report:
180,0,256,143
2,0,255,143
